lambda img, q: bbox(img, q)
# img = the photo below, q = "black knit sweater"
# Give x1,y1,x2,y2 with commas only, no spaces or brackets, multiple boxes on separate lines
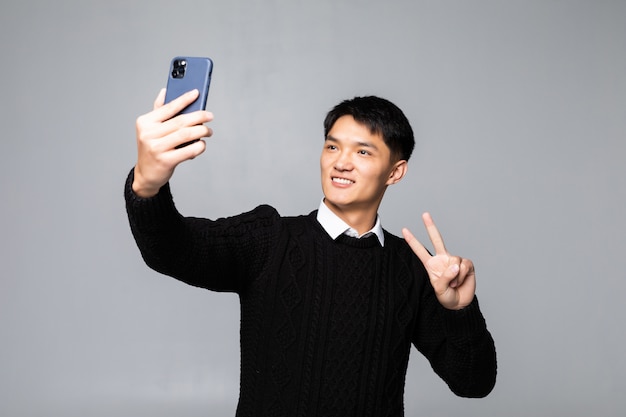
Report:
125,172,496,417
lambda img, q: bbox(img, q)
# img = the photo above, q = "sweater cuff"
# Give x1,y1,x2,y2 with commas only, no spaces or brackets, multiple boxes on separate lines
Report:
439,296,488,338
124,168,178,230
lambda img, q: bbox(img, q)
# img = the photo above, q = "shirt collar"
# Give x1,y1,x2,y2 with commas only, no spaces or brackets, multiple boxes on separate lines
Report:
316,199,385,247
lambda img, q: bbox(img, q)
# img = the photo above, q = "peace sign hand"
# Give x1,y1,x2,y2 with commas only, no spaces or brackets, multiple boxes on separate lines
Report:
402,213,476,310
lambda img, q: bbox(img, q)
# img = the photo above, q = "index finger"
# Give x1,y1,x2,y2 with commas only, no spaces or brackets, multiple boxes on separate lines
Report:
422,212,448,255
402,227,432,265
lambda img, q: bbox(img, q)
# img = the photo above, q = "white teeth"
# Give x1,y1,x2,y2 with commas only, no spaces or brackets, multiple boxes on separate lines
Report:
333,177,354,185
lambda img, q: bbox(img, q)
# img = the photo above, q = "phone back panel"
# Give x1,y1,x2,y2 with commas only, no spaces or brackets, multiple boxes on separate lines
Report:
164,56,213,114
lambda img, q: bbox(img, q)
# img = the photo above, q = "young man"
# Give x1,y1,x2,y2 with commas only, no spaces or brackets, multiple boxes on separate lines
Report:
125,89,497,416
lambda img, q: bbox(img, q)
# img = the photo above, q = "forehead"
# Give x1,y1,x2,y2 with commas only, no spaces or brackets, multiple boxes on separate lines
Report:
326,115,388,149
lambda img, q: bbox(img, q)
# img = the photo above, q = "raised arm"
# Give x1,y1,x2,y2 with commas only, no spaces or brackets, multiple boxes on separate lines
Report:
404,213,496,397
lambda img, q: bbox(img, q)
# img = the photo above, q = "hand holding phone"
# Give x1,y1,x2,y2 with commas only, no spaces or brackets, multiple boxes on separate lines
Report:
132,57,214,197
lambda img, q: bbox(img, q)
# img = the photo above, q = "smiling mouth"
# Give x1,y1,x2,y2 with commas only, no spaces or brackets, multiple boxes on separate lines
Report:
332,177,354,185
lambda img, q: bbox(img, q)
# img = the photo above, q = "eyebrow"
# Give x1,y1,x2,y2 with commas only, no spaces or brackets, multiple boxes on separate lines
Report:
325,135,380,151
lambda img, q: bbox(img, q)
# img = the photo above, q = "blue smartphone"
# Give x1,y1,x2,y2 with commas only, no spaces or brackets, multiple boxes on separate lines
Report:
164,56,213,115
164,56,213,147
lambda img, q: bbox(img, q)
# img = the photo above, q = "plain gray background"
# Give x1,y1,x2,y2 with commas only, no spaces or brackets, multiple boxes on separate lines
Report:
1,0,624,416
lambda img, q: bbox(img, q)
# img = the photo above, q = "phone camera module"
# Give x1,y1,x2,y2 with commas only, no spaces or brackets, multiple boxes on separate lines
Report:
172,59,187,79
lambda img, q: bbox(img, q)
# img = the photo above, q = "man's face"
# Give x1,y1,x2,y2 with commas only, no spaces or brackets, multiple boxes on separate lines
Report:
320,115,403,216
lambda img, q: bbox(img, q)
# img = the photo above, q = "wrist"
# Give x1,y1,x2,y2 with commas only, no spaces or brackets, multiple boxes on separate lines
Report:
131,167,160,198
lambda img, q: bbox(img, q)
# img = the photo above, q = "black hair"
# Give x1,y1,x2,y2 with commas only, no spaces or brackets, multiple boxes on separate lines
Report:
323,96,415,161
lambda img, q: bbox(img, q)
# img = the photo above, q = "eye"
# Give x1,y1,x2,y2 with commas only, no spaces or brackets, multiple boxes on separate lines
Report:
326,144,338,151
358,149,371,156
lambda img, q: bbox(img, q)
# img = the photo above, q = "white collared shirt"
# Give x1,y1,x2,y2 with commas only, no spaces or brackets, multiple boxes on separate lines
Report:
316,200,385,247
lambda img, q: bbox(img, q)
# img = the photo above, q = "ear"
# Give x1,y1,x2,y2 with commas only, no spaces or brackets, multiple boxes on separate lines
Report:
386,160,408,185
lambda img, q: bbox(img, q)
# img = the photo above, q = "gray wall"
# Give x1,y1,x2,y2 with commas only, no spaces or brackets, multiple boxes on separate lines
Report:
1,0,624,416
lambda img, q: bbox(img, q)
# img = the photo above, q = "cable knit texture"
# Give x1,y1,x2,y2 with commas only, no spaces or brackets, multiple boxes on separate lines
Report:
124,170,497,417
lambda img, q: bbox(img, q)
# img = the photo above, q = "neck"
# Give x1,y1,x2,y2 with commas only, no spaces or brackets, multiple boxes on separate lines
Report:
323,199,379,235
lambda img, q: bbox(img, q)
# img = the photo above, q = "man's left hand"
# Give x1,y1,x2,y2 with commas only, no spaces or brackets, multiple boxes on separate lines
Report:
402,213,476,310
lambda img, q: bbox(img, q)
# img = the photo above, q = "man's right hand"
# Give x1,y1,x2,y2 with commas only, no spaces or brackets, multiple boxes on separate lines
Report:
132,88,214,198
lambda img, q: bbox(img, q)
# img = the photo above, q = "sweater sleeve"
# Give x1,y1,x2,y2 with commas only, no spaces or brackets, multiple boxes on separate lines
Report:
124,169,280,293
413,269,497,398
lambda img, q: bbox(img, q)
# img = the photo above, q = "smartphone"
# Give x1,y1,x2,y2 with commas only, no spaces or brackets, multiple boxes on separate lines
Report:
164,56,213,147
164,56,213,114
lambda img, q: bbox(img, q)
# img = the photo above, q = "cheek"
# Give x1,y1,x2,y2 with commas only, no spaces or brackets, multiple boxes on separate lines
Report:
365,166,393,188
320,158,330,180
320,155,333,171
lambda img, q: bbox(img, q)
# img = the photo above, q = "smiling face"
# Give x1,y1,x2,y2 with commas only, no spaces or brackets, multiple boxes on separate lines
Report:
320,115,407,229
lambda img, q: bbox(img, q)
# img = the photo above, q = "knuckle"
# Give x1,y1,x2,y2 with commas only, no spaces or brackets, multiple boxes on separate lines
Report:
461,259,474,273
136,127,153,143
135,116,155,138
135,115,147,129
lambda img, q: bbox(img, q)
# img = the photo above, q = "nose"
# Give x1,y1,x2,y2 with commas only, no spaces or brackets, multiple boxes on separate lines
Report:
334,150,353,171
